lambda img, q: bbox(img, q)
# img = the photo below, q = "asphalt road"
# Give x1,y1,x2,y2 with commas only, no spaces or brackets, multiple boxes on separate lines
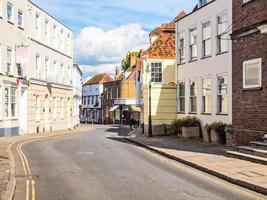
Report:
13,126,267,200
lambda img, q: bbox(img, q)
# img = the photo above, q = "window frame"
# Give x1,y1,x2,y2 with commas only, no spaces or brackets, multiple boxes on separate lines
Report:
150,62,163,83
18,10,24,28
178,33,185,64
217,13,228,54
7,2,13,22
178,81,185,113
189,28,198,61
202,21,212,58
202,76,212,114
35,53,41,79
189,80,197,113
217,74,228,114
4,86,17,119
0,0,3,18
7,48,13,75
243,58,262,89
35,96,41,122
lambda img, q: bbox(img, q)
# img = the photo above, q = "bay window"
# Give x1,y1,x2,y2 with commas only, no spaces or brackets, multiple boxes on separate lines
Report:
243,58,262,89
217,75,228,114
190,80,197,113
151,62,162,83
202,77,212,113
217,14,228,53
4,87,17,118
202,21,211,57
178,82,185,112
189,28,197,60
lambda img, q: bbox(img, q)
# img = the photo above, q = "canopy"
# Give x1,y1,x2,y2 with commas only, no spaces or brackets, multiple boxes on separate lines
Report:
109,105,119,112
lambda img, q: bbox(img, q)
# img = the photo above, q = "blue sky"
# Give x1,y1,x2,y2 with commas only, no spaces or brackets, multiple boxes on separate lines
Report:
33,0,196,79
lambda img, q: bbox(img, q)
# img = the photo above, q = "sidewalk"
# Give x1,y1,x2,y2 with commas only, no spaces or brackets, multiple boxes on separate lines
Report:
0,124,95,200
126,134,267,195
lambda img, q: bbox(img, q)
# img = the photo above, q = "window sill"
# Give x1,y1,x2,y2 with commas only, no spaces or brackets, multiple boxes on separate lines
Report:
7,20,14,25
201,55,212,60
18,26,24,30
216,51,228,56
177,112,185,114
177,62,186,66
189,112,197,115
242,87,262,91
4,117,18,120
189,59,197,63
201,113,212,115
242,0,255,6
216,113,228,116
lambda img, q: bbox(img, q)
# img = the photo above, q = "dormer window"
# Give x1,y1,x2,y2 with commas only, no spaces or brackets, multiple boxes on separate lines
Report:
199,0,207,7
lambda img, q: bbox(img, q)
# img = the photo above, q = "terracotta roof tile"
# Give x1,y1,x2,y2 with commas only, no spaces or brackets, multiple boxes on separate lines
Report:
84,73,113,85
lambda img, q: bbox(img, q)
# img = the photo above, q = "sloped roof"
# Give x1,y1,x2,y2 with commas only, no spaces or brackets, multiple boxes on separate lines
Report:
84,73,113,85
144,11,186,59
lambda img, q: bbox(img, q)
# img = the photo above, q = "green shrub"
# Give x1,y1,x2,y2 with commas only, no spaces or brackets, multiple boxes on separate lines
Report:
224,124,234,134
204,123,212,133
206,121,227,134
166,117,200,135
180,117,199,127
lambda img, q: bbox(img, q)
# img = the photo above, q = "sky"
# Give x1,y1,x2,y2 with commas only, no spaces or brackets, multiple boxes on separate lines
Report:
33,0,196,79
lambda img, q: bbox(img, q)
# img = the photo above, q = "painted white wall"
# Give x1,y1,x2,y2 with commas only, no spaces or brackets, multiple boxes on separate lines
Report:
72,64,82,126
82,83,103,109
176,0,232,126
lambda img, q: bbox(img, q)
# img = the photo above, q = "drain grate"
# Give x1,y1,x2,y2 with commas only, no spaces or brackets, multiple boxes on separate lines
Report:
237,171,265,177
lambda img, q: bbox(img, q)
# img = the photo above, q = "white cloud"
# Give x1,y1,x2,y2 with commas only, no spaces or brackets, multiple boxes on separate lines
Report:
74,23,149,63
80,63,120,81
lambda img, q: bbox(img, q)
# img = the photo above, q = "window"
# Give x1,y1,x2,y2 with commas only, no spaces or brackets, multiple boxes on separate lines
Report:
17,64,23,77
7,2,13,22
199,0,207,7
189,28,197,60
53,60,57,82
202,77,212,113
190,80,197,113
18,10,23,28
217,75,228,114
60,29,64,51
60,98,64,119
35,14,41,40
243,58,262,89
35,54,41,78
0,0,2,17
91,95,94,105
151,62,162,83
60,64,64,83
45,20,50,43
67,33,71,53
178,82,185,112
53,25,57,48
4,87,17,118
217,14,228,53
53,97,57,120
45,58,49,80
7,48,12,74
202,21,211,57
178,34,185,63
88,96,90,105
36,96,40,122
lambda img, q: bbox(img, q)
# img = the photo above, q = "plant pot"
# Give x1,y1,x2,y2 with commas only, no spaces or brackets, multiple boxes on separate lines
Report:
226,132,234,148
210,130,226,144
182,126,200,139
203,130,211,143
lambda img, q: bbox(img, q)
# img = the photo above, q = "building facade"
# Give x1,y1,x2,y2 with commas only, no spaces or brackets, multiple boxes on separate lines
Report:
231,0,267,145
27,1,74,134
72,64,83,128
176,0,232,129
142,12,186,136
82,73,113,124
0,0,29,136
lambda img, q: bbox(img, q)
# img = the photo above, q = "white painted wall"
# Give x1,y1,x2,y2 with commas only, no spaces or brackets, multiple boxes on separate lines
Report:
176,0,232,127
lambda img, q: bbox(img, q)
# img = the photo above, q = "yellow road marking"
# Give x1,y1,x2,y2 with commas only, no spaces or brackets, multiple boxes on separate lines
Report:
19,143,32,175
26,180,30,200
31,180,36,200
17,143,27,175
138,146,266,200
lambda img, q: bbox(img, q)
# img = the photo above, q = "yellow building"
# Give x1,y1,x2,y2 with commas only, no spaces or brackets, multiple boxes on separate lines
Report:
142,11,186,136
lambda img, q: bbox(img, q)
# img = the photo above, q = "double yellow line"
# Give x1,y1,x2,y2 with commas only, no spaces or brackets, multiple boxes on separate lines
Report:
17,143,36,200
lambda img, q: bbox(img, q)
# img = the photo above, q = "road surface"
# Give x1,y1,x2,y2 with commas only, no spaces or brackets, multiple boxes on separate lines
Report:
12,126,267,200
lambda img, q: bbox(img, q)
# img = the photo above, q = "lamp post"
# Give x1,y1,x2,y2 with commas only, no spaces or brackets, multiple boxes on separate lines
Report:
144,59,152,137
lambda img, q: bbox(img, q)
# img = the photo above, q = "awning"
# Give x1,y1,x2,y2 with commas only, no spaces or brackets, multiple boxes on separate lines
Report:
109,105,119,112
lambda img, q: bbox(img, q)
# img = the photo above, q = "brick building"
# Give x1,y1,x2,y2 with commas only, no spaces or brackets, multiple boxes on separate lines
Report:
231,0,267,145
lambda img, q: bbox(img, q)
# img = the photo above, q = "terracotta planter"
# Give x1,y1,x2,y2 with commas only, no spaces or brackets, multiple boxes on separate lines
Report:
226,132,234,148
182,126,200,139
203,129,211,143
210,130,226,144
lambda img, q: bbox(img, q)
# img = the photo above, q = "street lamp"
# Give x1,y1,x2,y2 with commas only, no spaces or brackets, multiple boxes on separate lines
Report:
145,61,152,137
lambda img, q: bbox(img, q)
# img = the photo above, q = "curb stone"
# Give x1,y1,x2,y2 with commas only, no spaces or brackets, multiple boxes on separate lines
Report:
3,128,95,200
125,137,267,196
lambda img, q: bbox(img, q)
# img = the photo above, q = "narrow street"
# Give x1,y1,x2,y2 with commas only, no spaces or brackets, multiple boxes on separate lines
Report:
12,126,265,200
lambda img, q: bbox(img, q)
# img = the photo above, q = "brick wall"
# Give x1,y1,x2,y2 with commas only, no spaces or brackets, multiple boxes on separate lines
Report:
233,0,267,32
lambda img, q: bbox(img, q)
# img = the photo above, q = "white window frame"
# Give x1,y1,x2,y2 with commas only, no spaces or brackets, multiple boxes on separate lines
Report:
4,86,17,119
53,97,57,120
150,62,163,83
7,48,13,75
243,58,262,89
217,13,228,54
18,10,23,28
189,80,197,113
217,74,228,114
45,19,50,44
178,81,185,113
7,2,13,22
178,33,185,64
35,96,41,122
53,25,57,48
202,76,212,114
35,53,41,79
202,21,211,57
45,57,49,80
0,0,3,17
60,98,64,119
35,13,41,40
189,28,198,61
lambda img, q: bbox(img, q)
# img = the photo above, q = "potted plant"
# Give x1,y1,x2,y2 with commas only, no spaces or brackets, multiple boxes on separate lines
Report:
209,121,227,144
203,124,211,143
180,117,200,139
166,119,182,137
225,124,234,147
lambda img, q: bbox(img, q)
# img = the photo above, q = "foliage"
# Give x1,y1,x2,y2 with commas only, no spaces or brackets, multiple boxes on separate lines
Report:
224,124,234,135
205,121,227,134
121,52,131,71
166,117,200,136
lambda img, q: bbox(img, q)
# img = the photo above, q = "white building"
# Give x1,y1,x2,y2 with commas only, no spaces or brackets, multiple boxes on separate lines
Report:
27,1,74,133
72,64,83,128
0,0,29,136
176,0,232,127
82,74,113,123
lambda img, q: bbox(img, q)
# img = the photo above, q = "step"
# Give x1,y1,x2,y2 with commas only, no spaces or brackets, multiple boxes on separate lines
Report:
238,146,267,158
250,141,267,150
226,151,267,165
263,136,267,143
